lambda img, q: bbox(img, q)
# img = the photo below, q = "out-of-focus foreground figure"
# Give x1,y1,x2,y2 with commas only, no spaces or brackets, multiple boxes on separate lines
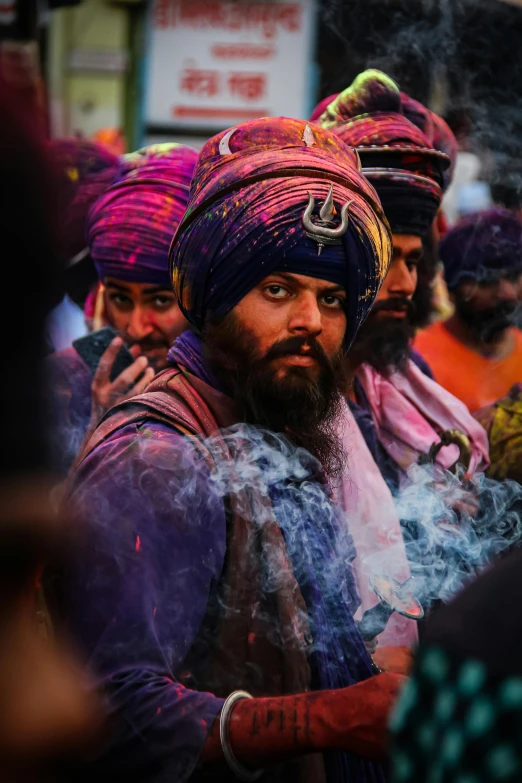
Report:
0,83,101,781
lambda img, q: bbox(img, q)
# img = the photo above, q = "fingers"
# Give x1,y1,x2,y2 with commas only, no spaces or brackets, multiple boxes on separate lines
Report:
123,366,155,400
92,337,123,388
110,356,149,393
129,343,142,359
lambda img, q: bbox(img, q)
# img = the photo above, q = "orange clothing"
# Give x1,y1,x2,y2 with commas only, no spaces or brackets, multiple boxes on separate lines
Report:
414,321,522,412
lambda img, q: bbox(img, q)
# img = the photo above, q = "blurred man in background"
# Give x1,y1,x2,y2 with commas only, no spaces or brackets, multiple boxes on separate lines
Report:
415,209,522,412
46,144,198,475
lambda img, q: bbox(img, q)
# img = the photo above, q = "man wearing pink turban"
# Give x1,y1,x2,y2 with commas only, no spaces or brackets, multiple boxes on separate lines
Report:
47,143,198,474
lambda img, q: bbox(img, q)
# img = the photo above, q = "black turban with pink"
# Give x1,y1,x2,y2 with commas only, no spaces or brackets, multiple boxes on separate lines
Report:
314,70,453,238
169,117,392,350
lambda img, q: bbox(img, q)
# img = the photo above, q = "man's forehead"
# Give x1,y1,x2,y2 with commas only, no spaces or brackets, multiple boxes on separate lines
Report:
104,277,172,294
392,234,423,253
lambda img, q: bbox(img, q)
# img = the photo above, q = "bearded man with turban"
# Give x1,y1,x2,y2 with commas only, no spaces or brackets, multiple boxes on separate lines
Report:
60,117,405,783
415,208,522,412
314,71,489,651
46,143,198,474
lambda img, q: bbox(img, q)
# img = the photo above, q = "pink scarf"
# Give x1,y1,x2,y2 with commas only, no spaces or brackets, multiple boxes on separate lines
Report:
356,360,490,474
334,402,418,649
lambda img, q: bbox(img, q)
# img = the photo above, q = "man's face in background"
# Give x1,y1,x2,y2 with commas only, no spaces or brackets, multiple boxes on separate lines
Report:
103,278,189,370
453,270,522,341
348,234,422,375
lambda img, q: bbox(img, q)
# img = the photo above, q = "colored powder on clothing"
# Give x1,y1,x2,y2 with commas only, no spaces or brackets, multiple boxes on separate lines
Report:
415,321,522,412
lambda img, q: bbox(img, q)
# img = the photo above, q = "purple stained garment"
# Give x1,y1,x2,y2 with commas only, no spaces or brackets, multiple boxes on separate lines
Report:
45,347,94,475
61,344,385,782
64,420,226,781
87,144,198,285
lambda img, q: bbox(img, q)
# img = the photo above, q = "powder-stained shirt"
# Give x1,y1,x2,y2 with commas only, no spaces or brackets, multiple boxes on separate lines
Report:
46,347,93,475
415,322,522,412
62,415,382,782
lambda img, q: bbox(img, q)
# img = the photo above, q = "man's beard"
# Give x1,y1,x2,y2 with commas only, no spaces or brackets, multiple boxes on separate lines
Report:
202,314,347,482
350,297,415,376
455,298,520,343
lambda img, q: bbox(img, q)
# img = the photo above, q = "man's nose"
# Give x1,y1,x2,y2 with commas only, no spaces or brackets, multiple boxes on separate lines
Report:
125,307,154,341
497,278,520,302
287,293,323,337
387,260,416,298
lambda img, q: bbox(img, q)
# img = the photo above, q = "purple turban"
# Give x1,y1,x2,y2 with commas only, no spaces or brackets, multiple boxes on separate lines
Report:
169,117,392,349
50,138,119,264
314,70,451,238
87,144,198,286
439,208,522,290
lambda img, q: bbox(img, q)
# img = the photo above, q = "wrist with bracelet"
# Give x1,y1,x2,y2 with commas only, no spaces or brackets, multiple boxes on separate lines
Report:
220,691,264,781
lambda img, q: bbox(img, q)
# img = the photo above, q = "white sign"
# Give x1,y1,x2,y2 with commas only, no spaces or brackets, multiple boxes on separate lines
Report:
146,0,316,130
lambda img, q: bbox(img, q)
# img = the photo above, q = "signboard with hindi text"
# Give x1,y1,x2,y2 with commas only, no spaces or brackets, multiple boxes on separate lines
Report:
146,0,317,131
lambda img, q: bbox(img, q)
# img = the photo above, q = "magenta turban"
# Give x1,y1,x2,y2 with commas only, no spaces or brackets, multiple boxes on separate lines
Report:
88,144,198,286
169,117,392,349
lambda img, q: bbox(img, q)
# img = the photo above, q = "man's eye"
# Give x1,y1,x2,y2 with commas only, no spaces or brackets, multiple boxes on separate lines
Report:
152,296,175,308
322,295,344,308
109,293,131,307
265,285,288,298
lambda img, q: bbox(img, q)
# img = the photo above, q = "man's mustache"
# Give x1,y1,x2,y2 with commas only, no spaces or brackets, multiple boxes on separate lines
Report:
371,297,416,316
263,336,329,364
125,336,169,352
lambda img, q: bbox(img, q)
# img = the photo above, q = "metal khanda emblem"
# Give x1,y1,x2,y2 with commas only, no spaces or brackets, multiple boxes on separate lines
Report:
302,185,352,255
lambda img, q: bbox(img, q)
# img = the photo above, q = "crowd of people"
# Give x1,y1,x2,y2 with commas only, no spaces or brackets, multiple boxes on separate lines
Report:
1,67,522,782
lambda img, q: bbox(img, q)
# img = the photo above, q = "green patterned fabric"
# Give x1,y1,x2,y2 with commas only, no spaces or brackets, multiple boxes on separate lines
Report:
390,645,522,782
474,384,522,484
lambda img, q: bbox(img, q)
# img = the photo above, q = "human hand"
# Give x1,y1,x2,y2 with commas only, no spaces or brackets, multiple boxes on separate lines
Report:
90,336,154,426
329,672,406,759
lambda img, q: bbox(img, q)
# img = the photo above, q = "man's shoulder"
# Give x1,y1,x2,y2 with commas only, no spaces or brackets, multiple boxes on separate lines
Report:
72,419,211,492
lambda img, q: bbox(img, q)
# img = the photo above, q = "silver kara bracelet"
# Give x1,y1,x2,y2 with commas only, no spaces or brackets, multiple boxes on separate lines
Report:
220,690,264,782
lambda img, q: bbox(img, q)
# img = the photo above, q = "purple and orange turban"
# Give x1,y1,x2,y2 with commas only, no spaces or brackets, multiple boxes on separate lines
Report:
169,117,392,349
314,70,452,238
87,143,198,286
50,138,119,264
439,208,522,290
